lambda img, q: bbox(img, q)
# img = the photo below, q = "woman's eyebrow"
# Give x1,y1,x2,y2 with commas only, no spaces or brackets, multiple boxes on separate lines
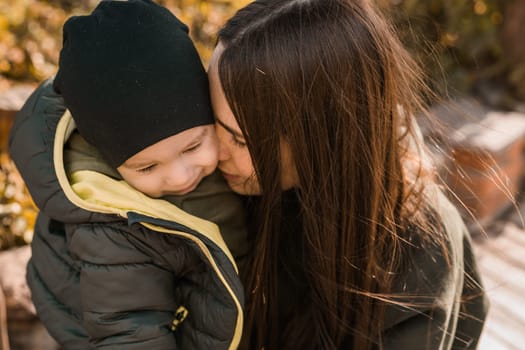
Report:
215,117,244,139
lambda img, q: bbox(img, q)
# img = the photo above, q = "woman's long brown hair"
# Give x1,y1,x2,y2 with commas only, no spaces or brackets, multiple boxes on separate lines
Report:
217,0,448,348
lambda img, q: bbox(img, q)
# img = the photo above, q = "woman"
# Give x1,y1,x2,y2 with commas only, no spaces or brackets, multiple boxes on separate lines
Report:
208,0,488,349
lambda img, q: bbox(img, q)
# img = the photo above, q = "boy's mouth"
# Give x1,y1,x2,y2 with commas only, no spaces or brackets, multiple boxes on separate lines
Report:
167,177,200,196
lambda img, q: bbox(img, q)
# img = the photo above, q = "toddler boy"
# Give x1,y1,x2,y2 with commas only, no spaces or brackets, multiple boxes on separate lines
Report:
9,1,247,349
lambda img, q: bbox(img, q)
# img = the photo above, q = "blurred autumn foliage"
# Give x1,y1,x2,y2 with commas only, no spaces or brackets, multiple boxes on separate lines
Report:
0,0,250,92
0,154,36,250
380,0,525,109
1,0,524,250
1,0,521,103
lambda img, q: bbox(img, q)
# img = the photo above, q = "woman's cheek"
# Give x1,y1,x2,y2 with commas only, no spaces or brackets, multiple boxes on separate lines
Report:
237,150,256,178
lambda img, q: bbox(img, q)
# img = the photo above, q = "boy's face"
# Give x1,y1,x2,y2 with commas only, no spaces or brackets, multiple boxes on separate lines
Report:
117,125,218,198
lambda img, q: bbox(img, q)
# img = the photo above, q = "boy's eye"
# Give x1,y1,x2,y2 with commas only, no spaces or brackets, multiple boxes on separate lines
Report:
137,164,156,174
183,143,201,154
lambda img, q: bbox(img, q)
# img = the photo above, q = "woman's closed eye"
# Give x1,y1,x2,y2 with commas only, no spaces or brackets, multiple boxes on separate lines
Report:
215,118,247,148
231,135,247,147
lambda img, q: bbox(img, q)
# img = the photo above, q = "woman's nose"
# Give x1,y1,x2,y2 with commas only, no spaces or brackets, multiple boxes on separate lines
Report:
215,125,231,161
217,140,230,161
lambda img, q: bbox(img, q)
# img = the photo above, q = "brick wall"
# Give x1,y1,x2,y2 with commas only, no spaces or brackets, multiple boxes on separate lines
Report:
432,102,525,227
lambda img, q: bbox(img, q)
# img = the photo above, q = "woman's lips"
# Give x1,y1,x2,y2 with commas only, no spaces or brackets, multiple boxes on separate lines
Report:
220,171,241,184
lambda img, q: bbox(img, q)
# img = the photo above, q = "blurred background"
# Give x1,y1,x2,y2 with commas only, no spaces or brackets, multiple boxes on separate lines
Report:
1,0,525,349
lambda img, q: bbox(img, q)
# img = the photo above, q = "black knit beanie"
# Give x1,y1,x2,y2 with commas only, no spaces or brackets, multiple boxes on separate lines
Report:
54,0,214,168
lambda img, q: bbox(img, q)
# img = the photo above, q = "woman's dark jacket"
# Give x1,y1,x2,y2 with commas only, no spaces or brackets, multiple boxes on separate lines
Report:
8,80,246,349
275,160,489,349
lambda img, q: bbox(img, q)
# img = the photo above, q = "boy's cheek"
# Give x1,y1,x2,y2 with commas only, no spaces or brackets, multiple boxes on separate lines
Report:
201,146,220,168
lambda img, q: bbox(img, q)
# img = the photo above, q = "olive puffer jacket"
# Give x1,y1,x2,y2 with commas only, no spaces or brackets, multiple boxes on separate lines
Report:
9,80,245,349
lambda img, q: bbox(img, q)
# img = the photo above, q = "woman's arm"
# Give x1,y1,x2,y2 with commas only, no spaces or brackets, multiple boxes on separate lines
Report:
380,214,488,350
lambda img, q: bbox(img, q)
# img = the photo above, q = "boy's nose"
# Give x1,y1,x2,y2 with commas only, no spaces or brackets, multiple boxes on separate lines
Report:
165,165,190,187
